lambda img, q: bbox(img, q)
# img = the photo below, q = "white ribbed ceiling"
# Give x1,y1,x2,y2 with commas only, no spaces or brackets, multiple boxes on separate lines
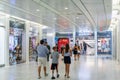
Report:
0,0,112,32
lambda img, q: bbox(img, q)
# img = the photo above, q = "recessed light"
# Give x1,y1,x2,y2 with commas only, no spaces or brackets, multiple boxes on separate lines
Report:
42,26,48,29
36,9,40,11
53,18,56,20
65,7,68,10
76,17,79,19
77,13,82,15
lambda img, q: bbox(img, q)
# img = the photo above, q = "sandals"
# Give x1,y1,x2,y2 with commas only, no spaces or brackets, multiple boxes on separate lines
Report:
64,74,70,78
67,76,70,78
45,73,48,77
38,76,41,79
64,74,66,77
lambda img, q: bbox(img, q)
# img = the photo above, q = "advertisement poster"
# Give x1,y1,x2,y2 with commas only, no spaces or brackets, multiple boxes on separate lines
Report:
97,31,112,55
58,38,69,52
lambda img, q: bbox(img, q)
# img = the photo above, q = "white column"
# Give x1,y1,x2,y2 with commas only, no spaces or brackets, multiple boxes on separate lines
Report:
114,26,118,61
52,32,55,47
116,26,118,61
116,23,119,61
112,28,115,59
4,15,10,67
73,28,76,44
94,28,97,57
25,21,30,64
46,31,55,48
38,26,42,42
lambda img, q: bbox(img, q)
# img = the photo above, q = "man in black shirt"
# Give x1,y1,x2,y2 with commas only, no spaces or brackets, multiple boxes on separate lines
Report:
45,42,51,61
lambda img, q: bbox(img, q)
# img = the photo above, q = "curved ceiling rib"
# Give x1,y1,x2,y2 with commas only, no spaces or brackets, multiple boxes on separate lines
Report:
79,0,96,27
71,0,96,28
103,0,107,29
0,0,111,32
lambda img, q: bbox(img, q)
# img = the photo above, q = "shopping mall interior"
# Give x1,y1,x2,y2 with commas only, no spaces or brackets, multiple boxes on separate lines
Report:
0,0,120,80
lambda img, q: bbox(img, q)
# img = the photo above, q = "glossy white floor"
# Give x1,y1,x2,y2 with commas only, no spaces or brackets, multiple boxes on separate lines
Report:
0,55,120,80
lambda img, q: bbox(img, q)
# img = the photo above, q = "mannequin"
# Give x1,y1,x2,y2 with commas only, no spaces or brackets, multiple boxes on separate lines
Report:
14,44,21,63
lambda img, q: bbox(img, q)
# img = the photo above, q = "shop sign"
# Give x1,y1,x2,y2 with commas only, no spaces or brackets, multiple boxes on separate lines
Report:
10,28,23,36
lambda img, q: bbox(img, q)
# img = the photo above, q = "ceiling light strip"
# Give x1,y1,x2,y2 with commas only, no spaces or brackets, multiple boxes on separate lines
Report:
71,0,93,28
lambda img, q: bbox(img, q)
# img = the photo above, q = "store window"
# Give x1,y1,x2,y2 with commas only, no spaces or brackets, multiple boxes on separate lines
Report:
97,31,112,55
9,18,25,65
75,31,95,55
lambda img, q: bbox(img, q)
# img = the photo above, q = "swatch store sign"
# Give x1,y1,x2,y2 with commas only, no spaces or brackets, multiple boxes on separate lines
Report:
76,31,93,36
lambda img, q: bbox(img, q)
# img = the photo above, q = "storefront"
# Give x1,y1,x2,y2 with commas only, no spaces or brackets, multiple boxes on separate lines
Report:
75,32,95,55
97,31,112,55
0,11,44,66
55,32,73,52
29,23,39,61
9,18,25,65
58,38,69,52
0,14,5,67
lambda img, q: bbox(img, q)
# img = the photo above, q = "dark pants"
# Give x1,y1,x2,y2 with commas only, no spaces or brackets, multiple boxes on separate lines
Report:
47,54,49,61
36,55,38,62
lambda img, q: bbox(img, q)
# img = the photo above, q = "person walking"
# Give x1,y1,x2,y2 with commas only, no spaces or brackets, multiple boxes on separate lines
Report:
37,40,49,79
62,44,72,78
35,43,39,62
83,41,93,55
51,46,60,79
77,46,81,60
55,43,58,52
45,42,51,61
83,41,87,55
73,44,78,60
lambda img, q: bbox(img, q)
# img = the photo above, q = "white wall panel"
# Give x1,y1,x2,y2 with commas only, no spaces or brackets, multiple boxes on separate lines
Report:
117,20,120,62
0,27,5,65
112,27,117,59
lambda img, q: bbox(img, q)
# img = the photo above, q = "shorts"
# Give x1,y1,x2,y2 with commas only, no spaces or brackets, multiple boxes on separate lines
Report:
73,50,78,54
78,51,81,54
64,56,71,64
51,64,58,70
38,57,47,67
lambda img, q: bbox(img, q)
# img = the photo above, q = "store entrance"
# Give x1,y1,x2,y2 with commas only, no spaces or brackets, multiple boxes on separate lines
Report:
58,38,69,53
75,32,95,55
9,34,23,64
29,37,37,61
9,18,25,65
29,25,39,61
